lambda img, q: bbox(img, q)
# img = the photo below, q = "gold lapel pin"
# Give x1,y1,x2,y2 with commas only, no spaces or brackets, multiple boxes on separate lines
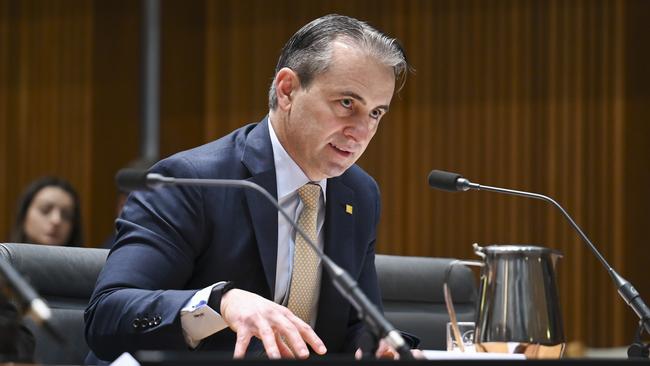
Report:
345,204,353,215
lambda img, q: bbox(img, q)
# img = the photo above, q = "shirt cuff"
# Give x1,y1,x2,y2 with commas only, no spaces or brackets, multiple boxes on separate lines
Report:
180,282,229,348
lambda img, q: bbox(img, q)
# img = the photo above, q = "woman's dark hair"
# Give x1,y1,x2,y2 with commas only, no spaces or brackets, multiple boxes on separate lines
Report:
9,177,83,246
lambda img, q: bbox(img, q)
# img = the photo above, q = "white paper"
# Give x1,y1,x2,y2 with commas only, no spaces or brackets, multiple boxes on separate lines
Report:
423,349,527,360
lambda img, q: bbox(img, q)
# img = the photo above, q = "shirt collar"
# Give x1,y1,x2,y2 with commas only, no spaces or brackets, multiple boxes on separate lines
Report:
268,118,327,201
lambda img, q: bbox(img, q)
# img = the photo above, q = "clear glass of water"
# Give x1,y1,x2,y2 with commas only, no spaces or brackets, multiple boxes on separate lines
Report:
446,321,476,352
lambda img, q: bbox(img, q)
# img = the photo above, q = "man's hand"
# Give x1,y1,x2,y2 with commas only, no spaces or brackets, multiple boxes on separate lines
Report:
220,289,327,359
355,339,426,360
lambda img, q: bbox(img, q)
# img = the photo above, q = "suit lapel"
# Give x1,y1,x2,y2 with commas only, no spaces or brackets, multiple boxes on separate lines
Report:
322,178,357,275
315,176,358,348
241,118,278,298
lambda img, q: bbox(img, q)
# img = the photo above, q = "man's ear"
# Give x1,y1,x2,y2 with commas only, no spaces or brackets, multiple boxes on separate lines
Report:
274,68,300,111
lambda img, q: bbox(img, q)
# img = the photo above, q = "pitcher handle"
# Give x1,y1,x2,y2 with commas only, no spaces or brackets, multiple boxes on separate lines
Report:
443,259,483,352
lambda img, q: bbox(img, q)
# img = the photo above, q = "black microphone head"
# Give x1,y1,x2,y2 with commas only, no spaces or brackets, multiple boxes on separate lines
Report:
116,168,150,192
428,170,463,192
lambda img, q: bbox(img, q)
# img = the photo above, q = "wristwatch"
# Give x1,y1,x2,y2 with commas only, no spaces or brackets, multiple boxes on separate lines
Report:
207,281,235,314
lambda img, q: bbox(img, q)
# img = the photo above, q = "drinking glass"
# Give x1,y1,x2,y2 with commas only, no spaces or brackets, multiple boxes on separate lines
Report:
446,321,476,352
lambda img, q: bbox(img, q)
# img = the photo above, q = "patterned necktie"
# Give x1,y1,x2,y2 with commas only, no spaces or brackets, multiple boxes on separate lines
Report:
286,183,322,324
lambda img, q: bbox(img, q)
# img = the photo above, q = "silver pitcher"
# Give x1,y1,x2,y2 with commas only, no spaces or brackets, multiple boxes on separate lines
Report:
446,244,565,358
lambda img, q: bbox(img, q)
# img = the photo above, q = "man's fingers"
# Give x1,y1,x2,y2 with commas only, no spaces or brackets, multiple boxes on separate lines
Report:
223,291,326,359
274,316,310,358
233,332,252,359
411,349,426,359
375,339,398,359
355,348,363,360
257,324,281,359
290,314,327,355
376,348,398,359
276,334,296,359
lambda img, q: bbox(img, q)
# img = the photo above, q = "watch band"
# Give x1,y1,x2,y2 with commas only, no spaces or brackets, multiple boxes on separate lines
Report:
207,281,235,314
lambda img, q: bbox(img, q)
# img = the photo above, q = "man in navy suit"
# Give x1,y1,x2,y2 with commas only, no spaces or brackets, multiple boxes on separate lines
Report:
85,14,409,362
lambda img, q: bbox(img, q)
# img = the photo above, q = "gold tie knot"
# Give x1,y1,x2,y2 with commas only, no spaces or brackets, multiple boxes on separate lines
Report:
298,183,321,210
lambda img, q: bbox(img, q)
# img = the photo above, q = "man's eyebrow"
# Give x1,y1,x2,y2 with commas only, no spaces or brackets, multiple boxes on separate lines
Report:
340,91,390,112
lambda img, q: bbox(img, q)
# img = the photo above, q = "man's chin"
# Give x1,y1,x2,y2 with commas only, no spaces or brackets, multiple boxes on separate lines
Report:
320,164,353,179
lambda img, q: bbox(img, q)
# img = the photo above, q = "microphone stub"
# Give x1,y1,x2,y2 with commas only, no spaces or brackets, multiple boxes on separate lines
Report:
115,168,150,192
428,170,463,192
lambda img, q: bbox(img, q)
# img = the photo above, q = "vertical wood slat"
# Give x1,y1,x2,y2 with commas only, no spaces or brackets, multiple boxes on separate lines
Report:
88,0,141,246
0,0,9,235
611,0,625,344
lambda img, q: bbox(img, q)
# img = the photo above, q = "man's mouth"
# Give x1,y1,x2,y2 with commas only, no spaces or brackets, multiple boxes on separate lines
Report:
329,143,352,157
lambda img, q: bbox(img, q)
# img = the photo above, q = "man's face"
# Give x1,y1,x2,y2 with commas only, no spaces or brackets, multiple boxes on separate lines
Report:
274,42,396,181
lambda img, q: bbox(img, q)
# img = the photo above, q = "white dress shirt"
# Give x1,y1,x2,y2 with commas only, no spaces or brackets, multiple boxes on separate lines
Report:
179,119,326,347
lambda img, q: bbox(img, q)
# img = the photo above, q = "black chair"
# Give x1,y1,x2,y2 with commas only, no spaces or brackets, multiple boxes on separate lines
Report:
0,243,109,364
375,254,477,350
0,243,475,363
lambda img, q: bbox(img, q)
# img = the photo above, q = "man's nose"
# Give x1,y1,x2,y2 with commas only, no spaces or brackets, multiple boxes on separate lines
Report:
344,117,373,142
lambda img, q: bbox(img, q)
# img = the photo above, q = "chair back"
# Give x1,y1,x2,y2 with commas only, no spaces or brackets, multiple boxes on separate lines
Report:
375,254,477,350
0,244,474,360
0,243,108,364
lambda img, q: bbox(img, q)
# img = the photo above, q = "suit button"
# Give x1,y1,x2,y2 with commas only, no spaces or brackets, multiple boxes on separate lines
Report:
155,315,162,322
132,319,140,328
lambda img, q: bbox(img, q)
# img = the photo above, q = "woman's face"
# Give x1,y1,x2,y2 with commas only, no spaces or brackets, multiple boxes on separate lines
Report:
23,186,75,245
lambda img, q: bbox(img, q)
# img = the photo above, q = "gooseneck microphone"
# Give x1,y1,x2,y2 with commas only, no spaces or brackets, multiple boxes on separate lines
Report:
116,168,413,359
428,169,650,338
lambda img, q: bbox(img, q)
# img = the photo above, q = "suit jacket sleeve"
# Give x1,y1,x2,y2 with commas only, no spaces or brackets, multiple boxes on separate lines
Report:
84,156,208,361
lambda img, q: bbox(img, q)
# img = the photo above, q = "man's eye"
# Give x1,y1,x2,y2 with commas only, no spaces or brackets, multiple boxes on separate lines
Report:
370,109,382,119
340,99,353,108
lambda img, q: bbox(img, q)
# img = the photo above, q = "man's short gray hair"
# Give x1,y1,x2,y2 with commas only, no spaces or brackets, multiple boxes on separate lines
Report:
268,14,409,110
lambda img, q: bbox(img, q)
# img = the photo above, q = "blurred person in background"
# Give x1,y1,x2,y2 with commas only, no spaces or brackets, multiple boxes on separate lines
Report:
9,176,83,246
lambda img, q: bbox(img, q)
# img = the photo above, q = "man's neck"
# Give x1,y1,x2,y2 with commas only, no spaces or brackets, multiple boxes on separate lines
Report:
268,110,321,182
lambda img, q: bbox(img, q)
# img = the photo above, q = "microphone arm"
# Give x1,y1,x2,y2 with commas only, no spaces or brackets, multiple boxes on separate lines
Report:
435,170,650,336
0,258,65,344
144,173,413,359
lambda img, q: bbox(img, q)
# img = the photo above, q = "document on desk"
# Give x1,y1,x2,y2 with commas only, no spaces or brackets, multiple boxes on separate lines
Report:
423,350,527,360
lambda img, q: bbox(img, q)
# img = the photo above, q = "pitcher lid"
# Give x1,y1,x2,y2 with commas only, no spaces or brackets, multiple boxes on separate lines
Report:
478,244,563,256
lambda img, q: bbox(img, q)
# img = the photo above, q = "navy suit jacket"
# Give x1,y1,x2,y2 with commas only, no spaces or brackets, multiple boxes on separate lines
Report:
84,118,382,361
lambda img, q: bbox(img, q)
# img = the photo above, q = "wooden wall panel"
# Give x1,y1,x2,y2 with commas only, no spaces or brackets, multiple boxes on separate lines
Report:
160,0,205,158
0,0,93,243
90,0,140,245
623,0,650,350
0,0,9,232
1,0,648,349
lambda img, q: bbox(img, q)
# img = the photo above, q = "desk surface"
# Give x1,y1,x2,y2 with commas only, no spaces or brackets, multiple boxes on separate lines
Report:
135,351,650,365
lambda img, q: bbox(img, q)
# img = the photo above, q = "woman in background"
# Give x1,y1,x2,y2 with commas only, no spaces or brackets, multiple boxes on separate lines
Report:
9,177,83,246
1,176,82,362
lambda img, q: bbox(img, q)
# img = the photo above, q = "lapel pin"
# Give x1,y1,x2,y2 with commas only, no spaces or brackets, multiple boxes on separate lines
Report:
345,204,353,215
